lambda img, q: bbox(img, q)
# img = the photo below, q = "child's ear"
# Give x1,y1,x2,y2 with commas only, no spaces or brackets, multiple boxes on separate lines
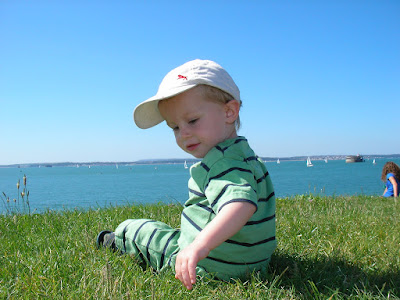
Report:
225,100,240,124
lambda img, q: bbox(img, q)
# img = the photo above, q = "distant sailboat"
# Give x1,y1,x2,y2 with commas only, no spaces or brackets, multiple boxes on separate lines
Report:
307,157,313,167
116,164,119,169
324,158,328,163
184,160,188,169
277,159,280,164
372,159,376,165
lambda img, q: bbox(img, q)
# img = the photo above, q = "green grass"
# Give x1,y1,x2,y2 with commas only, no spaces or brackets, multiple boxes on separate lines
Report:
0,195,399,299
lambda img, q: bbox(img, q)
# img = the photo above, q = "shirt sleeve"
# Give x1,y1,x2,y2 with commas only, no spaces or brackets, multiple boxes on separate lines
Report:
387,173,394,180
203,159,258,213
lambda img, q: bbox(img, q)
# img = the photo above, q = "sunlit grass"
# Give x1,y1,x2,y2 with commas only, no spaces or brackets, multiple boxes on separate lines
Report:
0,196,398,299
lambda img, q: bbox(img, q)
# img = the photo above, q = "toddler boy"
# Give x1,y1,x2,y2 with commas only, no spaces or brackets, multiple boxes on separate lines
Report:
97,59,276,290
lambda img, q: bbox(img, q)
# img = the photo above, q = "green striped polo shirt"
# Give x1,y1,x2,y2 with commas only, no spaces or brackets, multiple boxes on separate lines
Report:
177,136,277,281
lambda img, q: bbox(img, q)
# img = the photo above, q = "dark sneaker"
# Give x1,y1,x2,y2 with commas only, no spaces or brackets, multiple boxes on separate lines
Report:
96,230,117,251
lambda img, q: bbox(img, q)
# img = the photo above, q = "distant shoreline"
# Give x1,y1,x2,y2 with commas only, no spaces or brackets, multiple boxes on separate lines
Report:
1,154,399,168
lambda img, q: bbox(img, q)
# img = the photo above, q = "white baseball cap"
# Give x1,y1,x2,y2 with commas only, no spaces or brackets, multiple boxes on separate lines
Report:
133,59,241,129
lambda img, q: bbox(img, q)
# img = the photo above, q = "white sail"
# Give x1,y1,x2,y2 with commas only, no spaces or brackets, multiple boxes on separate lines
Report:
184,160,188,169
277,159,280,164
372,159,376,165
307,157,313,167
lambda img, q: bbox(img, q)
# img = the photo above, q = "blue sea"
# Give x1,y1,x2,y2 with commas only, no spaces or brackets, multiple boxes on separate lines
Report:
0,158,398,214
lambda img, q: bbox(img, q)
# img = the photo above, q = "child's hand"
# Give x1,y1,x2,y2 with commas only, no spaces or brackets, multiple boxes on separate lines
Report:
175,242,209,290
175,202,256,290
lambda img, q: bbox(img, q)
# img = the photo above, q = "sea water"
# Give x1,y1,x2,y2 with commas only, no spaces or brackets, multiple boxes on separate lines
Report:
0,158,398,214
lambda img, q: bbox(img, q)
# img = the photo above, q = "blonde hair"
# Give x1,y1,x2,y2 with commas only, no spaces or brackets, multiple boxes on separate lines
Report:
381,161,400,181
196,84,242,130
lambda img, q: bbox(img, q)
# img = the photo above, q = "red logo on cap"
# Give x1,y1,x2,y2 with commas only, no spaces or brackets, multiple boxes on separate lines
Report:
178,75,188,80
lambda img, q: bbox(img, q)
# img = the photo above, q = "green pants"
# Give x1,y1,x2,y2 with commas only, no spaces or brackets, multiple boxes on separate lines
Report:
115,218,269,282
115,219,180,272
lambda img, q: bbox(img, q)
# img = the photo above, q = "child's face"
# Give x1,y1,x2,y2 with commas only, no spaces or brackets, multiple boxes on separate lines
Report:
158,87,238,158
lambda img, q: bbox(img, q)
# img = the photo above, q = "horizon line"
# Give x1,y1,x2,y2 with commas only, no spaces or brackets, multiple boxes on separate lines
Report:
1,153,400,167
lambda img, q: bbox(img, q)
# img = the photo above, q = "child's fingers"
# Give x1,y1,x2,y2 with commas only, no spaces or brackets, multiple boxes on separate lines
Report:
175,245,203,290
175,258,193,290
188,260,197,285
181,265,193,289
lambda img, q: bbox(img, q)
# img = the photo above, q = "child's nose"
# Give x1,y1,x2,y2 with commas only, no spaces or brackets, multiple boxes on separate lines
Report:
179,126,191,139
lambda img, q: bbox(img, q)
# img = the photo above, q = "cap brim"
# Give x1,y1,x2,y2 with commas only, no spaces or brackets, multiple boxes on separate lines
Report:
133,84,197,129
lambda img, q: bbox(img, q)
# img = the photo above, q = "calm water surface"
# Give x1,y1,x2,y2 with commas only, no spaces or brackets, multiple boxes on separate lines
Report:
0,158,397,213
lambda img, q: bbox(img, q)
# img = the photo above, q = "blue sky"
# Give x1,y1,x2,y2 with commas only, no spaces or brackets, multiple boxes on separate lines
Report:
1,1,399,165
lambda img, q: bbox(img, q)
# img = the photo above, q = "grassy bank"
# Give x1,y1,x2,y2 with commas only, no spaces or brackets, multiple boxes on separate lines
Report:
0,195,399,299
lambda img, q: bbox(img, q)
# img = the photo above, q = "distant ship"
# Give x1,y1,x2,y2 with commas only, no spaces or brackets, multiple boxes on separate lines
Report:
345,155,365,163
